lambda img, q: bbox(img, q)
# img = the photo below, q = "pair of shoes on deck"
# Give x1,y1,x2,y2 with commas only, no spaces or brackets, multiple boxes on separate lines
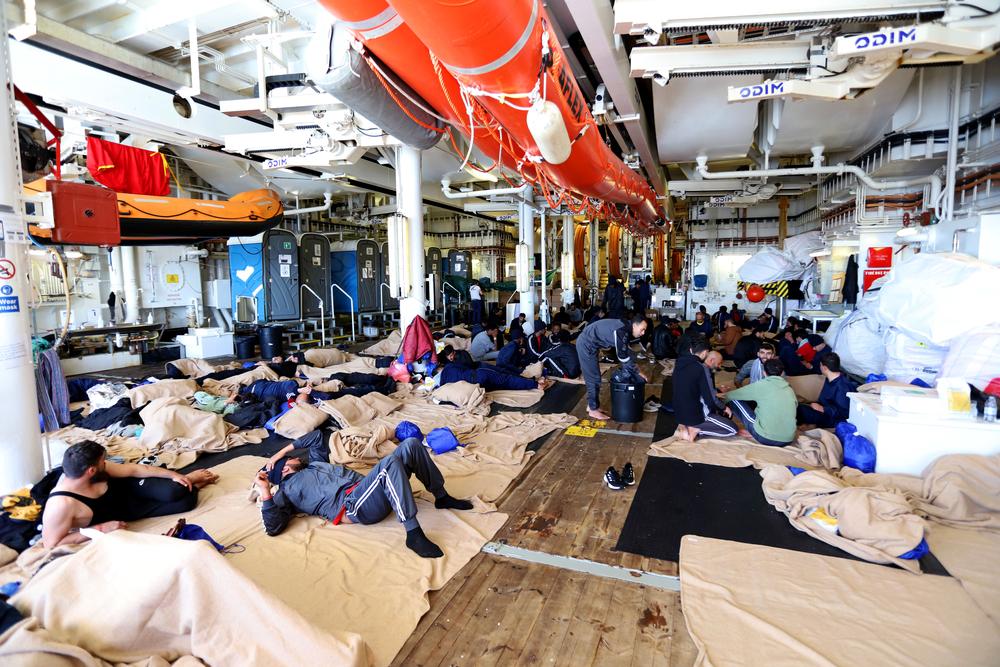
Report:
643,398,662,412
604,462,636,490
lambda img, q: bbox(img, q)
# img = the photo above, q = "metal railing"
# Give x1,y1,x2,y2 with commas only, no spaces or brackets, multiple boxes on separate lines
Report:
330,283,356,342
443,282,463,327
379,281,394,314
299,283,325,347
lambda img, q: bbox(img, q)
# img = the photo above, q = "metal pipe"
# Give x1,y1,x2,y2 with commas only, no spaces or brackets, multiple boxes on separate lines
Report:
695,157,942,211
121,246,140,323
897,68,925,133
284,192,332,217
539,208,548,324
399,145,426,332
441,177,531,200
952,227,976,252
944,66,963,222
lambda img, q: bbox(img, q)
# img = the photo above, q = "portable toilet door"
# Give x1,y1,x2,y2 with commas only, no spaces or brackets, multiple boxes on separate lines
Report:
426,246,442,302
380,242,399,310
298,233,330,318
264,229,300,321
447,249,470,279
330,239,380,313
228,234,265,323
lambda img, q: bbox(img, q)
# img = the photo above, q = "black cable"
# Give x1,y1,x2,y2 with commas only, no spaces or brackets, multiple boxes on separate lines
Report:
119,201,265,221
955,2,1000,16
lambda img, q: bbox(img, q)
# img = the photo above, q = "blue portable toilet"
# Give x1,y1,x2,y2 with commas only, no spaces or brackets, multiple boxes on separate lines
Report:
380,242,399,310
298,233,331,318
330,239,381,313
228,229,300,323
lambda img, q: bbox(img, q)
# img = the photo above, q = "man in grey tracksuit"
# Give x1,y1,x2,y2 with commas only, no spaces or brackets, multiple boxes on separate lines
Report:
254,430,472,558
575,315,648,419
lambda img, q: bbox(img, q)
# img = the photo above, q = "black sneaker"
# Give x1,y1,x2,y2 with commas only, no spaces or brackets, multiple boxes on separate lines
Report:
604,466,623,490
621,462,636,486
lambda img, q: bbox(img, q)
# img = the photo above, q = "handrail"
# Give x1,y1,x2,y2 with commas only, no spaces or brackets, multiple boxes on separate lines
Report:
379,281,393,314
330,283,356,342
425,273,436,311
300,283,325,347
443,281,462,303
443,281,462,326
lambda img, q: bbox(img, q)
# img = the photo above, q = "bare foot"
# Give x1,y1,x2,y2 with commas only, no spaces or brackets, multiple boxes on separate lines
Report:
588,408,610,420
680,426,699,442
537,379,553,390
737,428,752,439
186,470,219,489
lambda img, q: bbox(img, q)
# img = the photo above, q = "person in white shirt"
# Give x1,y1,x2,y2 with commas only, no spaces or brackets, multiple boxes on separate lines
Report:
469,281,483,324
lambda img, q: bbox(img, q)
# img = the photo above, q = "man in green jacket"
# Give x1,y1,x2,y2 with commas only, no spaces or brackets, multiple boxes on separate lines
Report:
723,358,797,446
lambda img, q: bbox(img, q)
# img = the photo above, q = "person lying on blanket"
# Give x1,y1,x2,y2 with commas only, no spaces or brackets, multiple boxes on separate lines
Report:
42,441,219,548
435,349,551,391
255,430,474,558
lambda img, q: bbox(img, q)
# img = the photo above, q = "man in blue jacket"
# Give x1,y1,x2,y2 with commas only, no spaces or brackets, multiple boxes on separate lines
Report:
576,314,648,419
254,430,473,558
796,353,856,427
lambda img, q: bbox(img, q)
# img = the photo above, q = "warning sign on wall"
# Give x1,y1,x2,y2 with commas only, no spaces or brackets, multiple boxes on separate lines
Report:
863,268,890,292
0,296,20,313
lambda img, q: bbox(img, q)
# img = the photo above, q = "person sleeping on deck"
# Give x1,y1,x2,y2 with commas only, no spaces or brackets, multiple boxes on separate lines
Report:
41,441,219,549
255,430,473,558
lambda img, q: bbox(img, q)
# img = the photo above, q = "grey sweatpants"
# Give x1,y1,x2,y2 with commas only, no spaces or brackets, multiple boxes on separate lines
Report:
344,438,446,530
577,341,602,410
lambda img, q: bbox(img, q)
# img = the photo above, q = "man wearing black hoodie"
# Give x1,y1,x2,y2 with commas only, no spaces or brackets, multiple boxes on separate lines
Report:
672,341,737,441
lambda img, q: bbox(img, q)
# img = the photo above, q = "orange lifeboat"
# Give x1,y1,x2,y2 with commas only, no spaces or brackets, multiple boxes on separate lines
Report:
116,188,283,242
318,0,661,233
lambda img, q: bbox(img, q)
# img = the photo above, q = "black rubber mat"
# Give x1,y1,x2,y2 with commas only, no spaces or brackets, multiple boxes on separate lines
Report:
614,456,949,575
179,431,292,474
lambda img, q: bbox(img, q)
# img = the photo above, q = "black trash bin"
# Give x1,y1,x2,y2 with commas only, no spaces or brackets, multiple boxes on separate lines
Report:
610,381,645,423
235,335,257,359
259,325,284,359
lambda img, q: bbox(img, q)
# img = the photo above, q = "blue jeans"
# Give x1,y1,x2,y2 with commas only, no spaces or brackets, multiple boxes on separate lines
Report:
730,400,792,446
471,299,483,324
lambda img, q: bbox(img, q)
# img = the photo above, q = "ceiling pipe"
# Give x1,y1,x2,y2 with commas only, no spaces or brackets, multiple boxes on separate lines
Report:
695,155,942,215
441,176,533,202
284,192,333,216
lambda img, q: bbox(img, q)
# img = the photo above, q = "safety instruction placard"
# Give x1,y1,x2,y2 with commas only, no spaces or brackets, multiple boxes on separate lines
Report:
0,296,19,313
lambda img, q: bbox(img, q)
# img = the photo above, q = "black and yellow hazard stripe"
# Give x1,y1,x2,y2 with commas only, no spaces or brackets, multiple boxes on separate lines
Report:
737,280,805,299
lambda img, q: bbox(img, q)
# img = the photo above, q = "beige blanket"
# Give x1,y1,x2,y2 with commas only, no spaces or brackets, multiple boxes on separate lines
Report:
431,381,489,413
139,397,266,459
648,428,842,471
303,347,350,367
201,365,279,393
785,374,825,402
126,456,507,666
298,357,385,380
272,403,330,439
129,380,198,408
166,358,240,380
760,466,926,572
363,330,402,356
319,395,379,428
679,535,1000,667
486,388,544,408
329,425,398,467
926,524,1000,626
3,530,372,666
47,425,208,471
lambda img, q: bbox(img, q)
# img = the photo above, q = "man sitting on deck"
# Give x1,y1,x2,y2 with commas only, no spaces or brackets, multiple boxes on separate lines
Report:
724,358,797,446
731,342,776,388
672,341,737,441
470,324,501,362
796,353,856,428
255,430,473,558
42,441,219,548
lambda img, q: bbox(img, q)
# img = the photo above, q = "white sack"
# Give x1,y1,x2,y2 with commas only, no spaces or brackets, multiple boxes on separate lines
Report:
86,383,129,410
783,231,825,265
940,325,1000,391
883,327,949,386
737,247,807,284
877,253,1000,346
825,311,887,378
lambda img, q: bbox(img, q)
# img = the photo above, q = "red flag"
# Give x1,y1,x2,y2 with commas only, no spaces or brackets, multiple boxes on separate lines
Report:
86,136,170,196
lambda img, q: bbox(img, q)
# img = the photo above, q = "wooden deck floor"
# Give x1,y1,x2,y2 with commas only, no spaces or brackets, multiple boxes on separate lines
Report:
393,363,698,666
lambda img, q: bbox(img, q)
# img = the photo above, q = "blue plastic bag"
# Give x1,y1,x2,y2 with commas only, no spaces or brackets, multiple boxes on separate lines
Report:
843,433,877,473
426,427,461,455
395,420,423,443
899,537,929,560
835,421,857,446
865,373,887,384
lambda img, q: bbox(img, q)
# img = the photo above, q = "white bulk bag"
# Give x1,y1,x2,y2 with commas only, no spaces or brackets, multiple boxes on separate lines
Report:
939,325,1000,391
825,311,887,378
783,231,824,265
883,327,949,386
737,247,806,284
877,253,1000,346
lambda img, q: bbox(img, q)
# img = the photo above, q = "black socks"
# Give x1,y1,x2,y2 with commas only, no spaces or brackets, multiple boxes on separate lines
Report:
435,494,474,511
405,526,443,558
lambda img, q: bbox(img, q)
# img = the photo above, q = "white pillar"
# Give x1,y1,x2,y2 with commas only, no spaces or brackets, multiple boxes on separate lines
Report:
121,246,140,323
539,209,548,324
560,214,574,305
517,199,536,330
0,3,44,490
108,247,124,322
396,145,426,333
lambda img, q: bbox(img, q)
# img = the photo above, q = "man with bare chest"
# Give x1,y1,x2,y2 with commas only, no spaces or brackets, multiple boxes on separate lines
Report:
41,441,219,548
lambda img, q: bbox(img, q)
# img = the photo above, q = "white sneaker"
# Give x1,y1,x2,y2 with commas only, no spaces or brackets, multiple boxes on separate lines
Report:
643,399,662,412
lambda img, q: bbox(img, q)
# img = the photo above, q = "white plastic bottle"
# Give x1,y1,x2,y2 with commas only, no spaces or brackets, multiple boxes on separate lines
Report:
985,396,997,424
